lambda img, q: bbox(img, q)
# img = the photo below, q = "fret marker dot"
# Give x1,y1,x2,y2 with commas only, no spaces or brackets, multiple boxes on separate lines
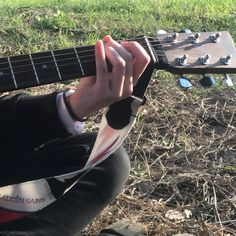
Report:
42,64,47,69
0,71,3,75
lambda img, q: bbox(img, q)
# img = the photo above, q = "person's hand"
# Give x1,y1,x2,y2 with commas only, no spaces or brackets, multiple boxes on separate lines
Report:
67,35,150,120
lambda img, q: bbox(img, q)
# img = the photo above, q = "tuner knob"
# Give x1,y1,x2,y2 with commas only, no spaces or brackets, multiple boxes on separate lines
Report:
189,33,200,43
200,54,211,65
210,32,221,43
222,74,234,86
179,28,192,33
199,75,216,87
156,29,167,35
176,55,188,66
177,77,192,90
167,33,178,43
221,54,232,65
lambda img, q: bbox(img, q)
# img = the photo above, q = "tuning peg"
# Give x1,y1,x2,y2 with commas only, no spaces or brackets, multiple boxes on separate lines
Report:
156,29,167,35
221,54,232,65
210,32,221,43
177,77,193,90
179,28,192,33
200,54,211,65
176,54,188,66
167,33,178,43
199,75,216,87
222,74,234,86
189,33,200,43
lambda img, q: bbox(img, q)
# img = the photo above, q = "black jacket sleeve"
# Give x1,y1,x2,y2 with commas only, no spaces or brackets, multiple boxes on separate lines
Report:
0,92,69,153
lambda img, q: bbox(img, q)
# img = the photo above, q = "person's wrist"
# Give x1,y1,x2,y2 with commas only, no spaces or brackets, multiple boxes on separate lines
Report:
63,91,88,122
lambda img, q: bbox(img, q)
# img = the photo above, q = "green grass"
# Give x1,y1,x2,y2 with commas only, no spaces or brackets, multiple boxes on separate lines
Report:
0,0,236,54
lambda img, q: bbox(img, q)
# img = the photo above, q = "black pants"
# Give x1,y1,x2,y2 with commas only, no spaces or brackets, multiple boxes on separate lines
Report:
0,133,131,236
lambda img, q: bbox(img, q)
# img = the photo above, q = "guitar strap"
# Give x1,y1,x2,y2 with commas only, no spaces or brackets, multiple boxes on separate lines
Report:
0,66,154,223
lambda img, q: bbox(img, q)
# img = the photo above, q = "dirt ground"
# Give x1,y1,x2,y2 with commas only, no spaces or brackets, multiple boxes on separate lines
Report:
83,74,236,236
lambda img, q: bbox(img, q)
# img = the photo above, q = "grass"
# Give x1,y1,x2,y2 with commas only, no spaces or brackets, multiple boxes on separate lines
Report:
0,0,236,52
0,0,235,235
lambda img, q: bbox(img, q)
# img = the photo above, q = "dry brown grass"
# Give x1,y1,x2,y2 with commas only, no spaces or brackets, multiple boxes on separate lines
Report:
82,73,236,236
13,73,236,235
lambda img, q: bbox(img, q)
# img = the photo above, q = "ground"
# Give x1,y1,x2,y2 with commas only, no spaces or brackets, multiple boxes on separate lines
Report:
82,73,236,236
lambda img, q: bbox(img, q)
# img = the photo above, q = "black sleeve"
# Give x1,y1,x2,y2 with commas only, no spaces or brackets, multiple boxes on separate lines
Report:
0,92,69,153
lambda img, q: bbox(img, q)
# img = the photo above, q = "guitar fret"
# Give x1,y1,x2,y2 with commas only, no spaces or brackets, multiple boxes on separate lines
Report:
143,36,157,64
74,45,96,76
51,51,62,81
74,47,85,76
7,57,18,89
29,53,40,84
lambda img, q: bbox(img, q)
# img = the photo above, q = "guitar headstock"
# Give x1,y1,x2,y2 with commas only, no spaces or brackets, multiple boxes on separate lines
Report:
151,31,236,75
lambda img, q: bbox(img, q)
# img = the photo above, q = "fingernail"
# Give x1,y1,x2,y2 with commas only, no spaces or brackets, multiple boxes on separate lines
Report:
103,35,112,43
121,41,128,46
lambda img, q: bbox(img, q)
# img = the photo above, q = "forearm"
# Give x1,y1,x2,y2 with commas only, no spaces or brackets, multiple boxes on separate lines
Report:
0,92,69,152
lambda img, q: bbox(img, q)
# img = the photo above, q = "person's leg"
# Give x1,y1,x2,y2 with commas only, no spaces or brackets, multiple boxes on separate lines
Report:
0,133,131,236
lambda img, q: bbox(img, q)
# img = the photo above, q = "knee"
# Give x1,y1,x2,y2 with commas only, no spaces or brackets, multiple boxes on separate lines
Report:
98,145,131,201
103,145,131,188
80,145,131,203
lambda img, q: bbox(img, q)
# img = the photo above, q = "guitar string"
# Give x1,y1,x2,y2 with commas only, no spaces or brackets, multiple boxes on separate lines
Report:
0,37,180,66
0,35,210,70
0,32,218,67
0,39,221,77
0,52,226,79
0,49,213,75
0,40,165,64
0,42,165,74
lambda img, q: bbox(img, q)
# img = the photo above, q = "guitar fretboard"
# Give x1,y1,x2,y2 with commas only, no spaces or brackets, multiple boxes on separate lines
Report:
0,45,98,93
0,37,151,93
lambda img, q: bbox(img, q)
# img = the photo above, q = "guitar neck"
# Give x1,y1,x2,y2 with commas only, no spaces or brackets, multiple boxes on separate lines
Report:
0,37,153,93
0,45,97,93
3,31,235,94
